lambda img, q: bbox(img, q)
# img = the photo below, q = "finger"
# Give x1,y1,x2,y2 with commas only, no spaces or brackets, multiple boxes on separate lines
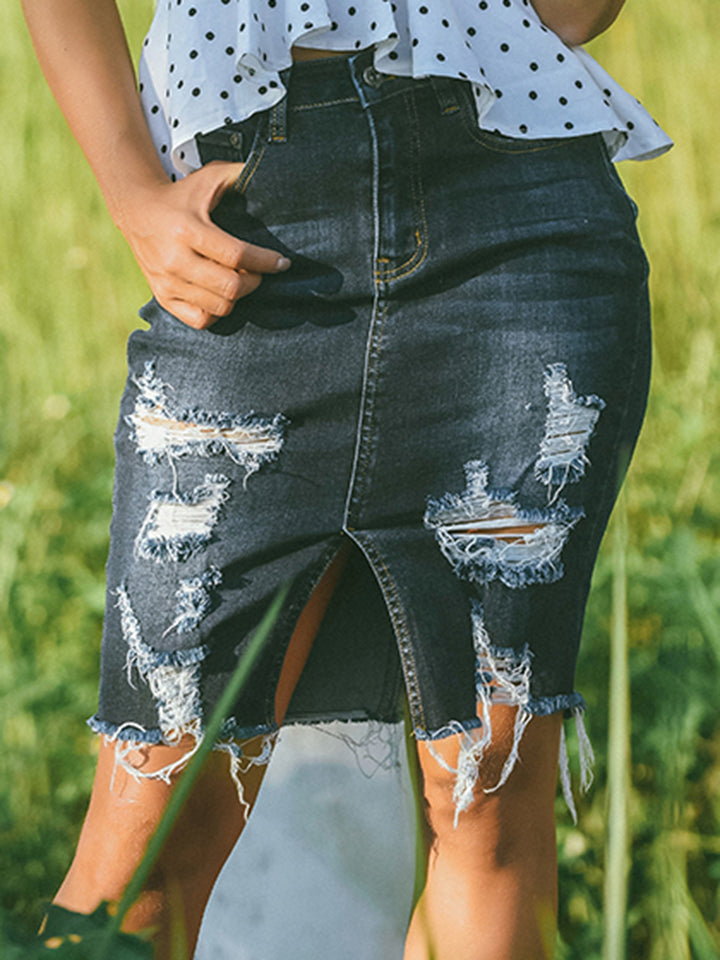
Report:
196,162,291,272
201,159,247,210
230,239,293,276
161,298,217,330
158,272,263,320
146,240,260,305
191,221,292,275
173,249,249,303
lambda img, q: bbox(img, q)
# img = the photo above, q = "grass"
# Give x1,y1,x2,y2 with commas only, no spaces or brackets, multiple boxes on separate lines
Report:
1,1,719,957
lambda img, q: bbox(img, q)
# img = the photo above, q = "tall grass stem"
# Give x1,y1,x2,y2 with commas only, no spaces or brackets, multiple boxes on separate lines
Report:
403,700,429,913
603,492,631,960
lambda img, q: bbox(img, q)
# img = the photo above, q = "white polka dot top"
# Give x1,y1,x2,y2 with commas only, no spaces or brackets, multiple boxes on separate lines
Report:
139,0,672,177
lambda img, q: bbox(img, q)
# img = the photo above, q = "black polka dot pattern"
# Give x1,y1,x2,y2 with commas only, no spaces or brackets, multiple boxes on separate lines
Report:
138,0,671,176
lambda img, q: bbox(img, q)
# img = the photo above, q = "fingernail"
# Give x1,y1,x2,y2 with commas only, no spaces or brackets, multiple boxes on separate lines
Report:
276,256,292,271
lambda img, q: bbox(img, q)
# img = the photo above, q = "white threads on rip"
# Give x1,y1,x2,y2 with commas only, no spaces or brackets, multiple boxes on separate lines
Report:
420,363,602,825
134,405,284,472
427,609,535,827
127,360,287,485
216,732,277,820
113,584,207,786
558,723,577,823
535,363,605,503
558,707,595,824
134,474,231,563
314,719,402,777
424,460,581,588
163,566,223,637
118,584,206,738
424,607,596,825
114,585,279,810
150,498,218,538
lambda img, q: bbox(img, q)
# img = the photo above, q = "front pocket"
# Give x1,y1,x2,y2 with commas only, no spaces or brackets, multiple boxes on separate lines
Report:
455,85,577,156
195,111,271,194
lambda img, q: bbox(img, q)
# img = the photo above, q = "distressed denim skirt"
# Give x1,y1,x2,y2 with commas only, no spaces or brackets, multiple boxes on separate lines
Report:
90,50,651,815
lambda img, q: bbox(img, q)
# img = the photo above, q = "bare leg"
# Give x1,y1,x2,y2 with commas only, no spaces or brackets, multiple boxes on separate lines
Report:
53,544,350,958
53,734,258,956
404,706,562,960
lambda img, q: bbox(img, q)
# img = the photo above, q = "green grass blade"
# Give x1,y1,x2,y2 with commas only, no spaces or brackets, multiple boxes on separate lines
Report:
403,699,428,913
687,891,720,960
603,494,631,960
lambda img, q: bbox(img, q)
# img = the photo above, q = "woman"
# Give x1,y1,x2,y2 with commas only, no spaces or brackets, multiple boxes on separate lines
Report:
22,1,670,957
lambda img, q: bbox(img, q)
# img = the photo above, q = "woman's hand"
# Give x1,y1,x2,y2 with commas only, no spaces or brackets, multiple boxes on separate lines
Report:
116,161,291,330
22,0,290,330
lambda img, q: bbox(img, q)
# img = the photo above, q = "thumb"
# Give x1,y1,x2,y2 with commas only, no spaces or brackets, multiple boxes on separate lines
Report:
199,160,247,213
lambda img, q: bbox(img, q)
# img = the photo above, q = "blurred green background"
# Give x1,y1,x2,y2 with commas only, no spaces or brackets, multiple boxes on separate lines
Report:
1,1,718,957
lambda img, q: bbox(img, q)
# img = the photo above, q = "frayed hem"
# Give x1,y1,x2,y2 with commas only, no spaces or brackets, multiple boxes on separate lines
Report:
87,713,404,819
413,717,484,741
412,699,594,827
105,720,278,822
527,691,587,716
411,690,586,742
87,714,277,746
87,713,278,815
87,715,165,744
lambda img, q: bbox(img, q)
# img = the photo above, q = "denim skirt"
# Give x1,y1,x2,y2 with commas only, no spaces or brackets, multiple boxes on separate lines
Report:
90,50,651,811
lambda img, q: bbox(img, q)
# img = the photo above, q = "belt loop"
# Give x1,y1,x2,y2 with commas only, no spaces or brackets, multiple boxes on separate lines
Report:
430,76,461,116
268,92,288,143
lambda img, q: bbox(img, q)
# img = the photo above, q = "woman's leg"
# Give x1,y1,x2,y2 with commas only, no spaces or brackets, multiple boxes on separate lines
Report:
53,544,350,958
404,707,563,960
52,734,258,956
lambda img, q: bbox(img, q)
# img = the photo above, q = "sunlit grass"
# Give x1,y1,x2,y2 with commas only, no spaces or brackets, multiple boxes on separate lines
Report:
1,1,719,957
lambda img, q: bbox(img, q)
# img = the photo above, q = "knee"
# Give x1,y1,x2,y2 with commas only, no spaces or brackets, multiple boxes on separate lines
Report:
417,707,562,843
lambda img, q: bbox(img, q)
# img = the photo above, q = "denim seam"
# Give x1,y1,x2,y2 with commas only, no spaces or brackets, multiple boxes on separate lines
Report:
291,96,360,111
231,115,269,194
344,301,388,527
364,538,427,730
456,85,570,155
374,92,429,282
269,98,287,143
465,132,570,155
342,93,381,528
347,533,427,731
591,133,643,224
375,235,429,282
355,299,387,511
582,282,649,554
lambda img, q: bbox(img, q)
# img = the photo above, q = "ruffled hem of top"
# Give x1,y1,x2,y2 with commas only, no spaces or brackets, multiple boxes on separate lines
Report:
138,0,671,177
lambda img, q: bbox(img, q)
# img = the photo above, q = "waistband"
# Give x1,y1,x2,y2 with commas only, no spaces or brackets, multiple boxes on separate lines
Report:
264,47,467,141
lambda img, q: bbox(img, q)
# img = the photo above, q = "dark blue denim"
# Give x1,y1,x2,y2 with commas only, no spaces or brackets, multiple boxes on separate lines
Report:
90,51,650,798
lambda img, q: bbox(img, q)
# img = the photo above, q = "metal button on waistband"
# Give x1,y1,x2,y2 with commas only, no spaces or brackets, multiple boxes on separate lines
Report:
228,131,243,150
363,65,385,88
